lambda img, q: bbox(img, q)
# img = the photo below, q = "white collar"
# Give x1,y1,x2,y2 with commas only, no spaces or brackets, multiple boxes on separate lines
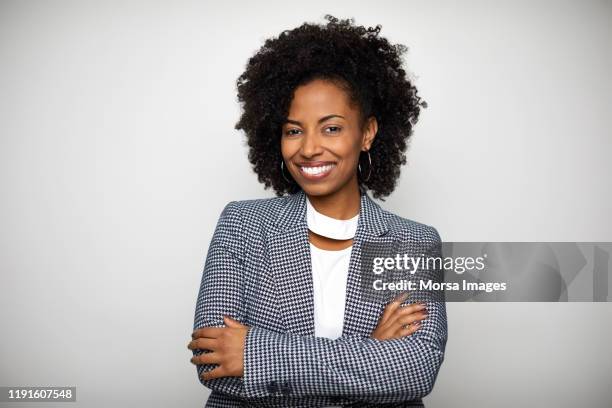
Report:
306,195,359,240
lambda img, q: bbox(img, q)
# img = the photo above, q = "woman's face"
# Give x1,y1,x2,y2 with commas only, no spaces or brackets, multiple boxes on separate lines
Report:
280,78,377,197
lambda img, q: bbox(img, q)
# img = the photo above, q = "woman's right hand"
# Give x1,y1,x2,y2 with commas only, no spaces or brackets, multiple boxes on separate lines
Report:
370,292,428,341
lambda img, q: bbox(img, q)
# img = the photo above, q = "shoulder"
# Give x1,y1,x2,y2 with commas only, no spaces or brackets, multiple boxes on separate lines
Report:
221,195,287,218
217,194,289,231
381,207,442,244
211,196,287,252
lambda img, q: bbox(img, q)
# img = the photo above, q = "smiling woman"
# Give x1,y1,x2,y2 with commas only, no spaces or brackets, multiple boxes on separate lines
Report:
189,14,447,408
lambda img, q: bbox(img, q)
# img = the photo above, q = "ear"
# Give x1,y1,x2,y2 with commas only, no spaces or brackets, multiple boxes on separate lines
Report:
361,115,378,151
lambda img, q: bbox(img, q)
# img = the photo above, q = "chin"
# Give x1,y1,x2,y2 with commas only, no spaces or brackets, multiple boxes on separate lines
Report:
299,183,336,197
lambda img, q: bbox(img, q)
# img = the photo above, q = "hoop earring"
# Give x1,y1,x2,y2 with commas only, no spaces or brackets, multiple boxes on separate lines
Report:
280,160,291,183
358,150,372,182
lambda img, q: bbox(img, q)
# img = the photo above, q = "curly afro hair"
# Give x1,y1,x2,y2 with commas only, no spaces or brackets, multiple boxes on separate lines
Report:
234,14,427,200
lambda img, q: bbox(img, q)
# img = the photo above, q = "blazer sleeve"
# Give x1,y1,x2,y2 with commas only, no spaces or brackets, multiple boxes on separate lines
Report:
192,200,248,398
242,227,448,404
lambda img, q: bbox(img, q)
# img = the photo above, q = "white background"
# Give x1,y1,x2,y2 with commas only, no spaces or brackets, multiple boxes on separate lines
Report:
1,0,611,407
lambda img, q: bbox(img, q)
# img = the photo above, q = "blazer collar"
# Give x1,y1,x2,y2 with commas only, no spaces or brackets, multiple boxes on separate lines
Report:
273,188,389,237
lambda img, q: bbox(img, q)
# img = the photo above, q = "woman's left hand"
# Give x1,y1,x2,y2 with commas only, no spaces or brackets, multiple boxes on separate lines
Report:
188,316,250,380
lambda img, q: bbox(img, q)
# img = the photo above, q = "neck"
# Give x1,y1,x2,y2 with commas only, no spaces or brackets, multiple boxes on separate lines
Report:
306,176,361,220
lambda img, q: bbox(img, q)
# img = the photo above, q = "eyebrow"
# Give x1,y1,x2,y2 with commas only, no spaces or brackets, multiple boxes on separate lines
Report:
284,114,345,126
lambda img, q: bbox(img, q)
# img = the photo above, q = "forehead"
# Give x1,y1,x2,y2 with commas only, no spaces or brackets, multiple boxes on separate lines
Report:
287,79,356,117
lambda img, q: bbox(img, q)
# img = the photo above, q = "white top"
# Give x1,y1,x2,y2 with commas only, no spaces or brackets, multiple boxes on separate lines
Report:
310,242,352,340
306,196,359,340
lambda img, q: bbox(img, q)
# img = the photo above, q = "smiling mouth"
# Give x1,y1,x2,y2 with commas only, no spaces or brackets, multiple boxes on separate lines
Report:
297,163,336,180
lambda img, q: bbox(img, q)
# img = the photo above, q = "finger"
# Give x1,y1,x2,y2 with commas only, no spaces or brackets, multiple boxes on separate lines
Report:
397,321,422,337
398,302,427,314
386,303,426,327
201,365,226,381
192,351,221,366
394,311,429,327
392,291,411,304
380,292,411,324
393,302,427,318
192,327,225,340
223,315,247,328
187,337,217,351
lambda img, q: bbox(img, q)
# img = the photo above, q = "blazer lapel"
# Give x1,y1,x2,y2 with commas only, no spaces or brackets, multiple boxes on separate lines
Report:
267,190,314,336
267,188,390,338
342,189,392,337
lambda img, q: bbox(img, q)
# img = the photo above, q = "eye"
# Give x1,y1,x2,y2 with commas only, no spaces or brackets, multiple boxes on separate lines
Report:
325,126,342,133
284,128,302,136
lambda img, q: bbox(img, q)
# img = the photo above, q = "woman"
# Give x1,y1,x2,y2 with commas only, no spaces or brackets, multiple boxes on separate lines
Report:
187,15,447,407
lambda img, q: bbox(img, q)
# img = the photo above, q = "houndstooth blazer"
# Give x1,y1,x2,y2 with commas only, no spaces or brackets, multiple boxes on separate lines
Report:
192,188,447,408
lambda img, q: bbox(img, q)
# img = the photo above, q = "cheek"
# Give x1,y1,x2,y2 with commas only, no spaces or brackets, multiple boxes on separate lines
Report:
280,139,292,158
280,138,296,158
333,142,361,167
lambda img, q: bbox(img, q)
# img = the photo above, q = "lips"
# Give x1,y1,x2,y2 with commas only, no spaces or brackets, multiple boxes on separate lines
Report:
296,162,336,180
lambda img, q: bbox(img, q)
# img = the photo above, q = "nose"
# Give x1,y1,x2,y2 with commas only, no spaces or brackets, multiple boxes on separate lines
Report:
300,131,323,157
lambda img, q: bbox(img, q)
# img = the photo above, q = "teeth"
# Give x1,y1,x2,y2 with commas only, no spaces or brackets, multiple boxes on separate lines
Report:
300,164,335,175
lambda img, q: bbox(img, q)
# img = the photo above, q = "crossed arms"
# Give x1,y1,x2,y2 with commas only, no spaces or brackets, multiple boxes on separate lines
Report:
191,201,447,404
